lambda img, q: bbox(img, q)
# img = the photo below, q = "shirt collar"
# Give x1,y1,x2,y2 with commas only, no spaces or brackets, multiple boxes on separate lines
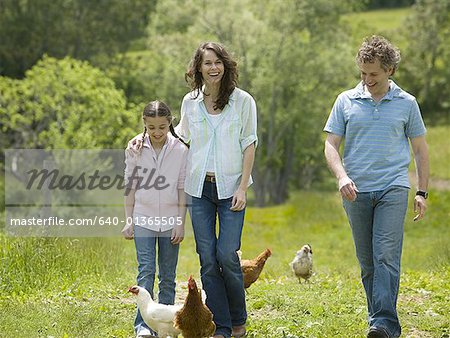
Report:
195,86,237,103
351,80,405,100
142,134,171,149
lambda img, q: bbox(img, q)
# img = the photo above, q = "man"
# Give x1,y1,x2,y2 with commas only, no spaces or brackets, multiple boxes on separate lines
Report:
324,35,429,338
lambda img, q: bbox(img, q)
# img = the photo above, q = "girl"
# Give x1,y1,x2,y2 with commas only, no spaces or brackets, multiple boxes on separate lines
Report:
176,42,258,338
122,100,188,338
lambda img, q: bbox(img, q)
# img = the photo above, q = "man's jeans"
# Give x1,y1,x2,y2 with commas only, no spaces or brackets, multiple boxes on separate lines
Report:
189,181,247,338
343,185,409,338
133,224,179,335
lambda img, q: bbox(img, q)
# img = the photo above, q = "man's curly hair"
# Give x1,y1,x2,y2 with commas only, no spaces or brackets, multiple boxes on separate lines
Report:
356,35,401,75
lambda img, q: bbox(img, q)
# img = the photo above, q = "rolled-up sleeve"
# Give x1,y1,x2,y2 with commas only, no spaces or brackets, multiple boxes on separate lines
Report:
124,148,139,189
177,148,188,189
240,95,258,150
175,98,191,143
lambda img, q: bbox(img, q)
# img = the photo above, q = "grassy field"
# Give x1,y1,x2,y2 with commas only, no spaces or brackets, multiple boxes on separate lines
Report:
1,126,449,338
1,187,449,338
426,126,450,181
1,5,448,333
342,8,411,49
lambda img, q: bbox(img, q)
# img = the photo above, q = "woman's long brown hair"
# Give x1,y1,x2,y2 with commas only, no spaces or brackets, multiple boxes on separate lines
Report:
185,42,238,111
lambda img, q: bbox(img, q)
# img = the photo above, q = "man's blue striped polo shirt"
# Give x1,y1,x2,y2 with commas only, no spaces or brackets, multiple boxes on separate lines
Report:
324,80,426,192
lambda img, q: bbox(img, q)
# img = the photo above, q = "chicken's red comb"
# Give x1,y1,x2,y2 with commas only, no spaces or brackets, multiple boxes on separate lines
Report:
128,285,140,295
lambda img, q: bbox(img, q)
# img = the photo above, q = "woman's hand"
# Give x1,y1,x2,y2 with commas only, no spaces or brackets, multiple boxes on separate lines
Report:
171,224,184,245
127,135,143,153
121,223,134,240
230,188,246,211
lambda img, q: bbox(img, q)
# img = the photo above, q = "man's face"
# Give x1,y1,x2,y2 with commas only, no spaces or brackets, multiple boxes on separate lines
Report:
359,59,393,97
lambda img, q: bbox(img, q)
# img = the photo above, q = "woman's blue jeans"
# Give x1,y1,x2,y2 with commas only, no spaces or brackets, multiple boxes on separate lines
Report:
189,181,247,338
133,225,179,335
343,185,408,338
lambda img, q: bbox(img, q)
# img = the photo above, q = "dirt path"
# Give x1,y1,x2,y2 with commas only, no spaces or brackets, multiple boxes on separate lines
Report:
409,172,450,191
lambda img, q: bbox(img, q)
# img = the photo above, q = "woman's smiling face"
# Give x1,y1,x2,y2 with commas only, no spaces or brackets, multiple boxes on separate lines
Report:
200,49,224,86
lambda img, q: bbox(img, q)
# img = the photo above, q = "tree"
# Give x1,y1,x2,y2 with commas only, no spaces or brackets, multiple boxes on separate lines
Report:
397,0,450,124
366,0,415,9
0,0,156,78
241,0,358,205
0,55,137,150
134,0,359,205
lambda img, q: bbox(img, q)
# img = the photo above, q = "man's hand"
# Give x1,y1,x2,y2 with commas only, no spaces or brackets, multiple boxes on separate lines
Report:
338,176,359,201
413,195,427,221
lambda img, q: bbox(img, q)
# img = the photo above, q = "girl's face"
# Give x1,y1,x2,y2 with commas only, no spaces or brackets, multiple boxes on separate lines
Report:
143,116,170,148
200,49,224,87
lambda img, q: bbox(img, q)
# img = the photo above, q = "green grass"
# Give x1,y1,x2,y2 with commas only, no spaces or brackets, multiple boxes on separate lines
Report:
1,125,448,336
426,126,450,181
342,8,411,50
1,120,449,337
1,187,449,338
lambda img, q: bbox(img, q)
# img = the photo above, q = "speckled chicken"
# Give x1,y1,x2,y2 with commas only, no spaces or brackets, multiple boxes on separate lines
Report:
290,244,313,283
238,248,272,289
173,276,216,338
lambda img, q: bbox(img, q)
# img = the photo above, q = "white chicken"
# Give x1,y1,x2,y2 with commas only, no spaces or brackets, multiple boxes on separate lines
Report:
290,244,313,283
128,285,182,338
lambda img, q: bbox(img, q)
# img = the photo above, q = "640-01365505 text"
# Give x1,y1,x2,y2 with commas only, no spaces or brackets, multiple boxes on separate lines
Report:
8,216,183,227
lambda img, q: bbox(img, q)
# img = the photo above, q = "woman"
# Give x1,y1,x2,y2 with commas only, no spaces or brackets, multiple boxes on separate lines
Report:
176,42,257,338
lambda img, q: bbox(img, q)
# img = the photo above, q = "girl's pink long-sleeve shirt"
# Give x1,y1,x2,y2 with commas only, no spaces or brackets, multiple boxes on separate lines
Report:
124,134,188,231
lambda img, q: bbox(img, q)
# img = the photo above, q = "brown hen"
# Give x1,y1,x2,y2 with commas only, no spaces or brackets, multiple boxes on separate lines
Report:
173,276,216,338
239,248,272,289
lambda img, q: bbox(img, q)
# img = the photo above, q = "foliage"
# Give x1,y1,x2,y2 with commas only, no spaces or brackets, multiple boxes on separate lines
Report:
366,0,415,8
119,0,362,205
0,0,156,78
425,126,450,181
396,0,450,125
342,7,412,48
0,186,448,337
1,1,448,207
0,55,137,150
246,0,359,205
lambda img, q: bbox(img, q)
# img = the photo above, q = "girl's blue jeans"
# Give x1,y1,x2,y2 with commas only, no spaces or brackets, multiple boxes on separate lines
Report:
343,185,409,338
189,181,247,338
133,225,179,335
